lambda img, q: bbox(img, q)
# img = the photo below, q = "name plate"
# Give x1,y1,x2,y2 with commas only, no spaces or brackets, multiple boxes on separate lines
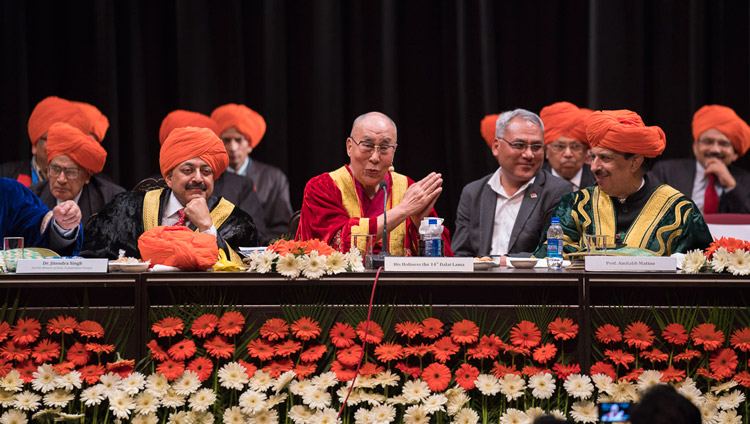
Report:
585,256,676,272
16,258,109,273
385,257,473,272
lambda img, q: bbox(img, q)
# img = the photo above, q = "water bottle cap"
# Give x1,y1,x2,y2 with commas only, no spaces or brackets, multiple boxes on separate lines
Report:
428,218,438,225
551,217,560,224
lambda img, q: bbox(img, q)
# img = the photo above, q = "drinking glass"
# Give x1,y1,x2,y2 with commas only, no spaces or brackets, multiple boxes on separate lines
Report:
351,234,375,269
3,237,24,272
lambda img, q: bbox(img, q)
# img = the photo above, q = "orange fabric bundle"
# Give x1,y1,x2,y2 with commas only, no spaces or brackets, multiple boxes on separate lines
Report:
480,114,498,147
159,110,220,145
138,225,218,271
585,110,666,158
540,102,592,145
692,105,750,156
159,126,229,179
73,101,109,142
211,103,266,148
46,122,107,173
27,96,90,145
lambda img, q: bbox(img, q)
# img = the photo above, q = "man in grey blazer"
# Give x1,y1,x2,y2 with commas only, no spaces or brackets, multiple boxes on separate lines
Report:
453,109,572,258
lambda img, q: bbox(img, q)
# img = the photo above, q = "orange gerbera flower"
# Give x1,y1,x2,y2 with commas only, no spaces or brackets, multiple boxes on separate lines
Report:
10,317,41,345
0,322,10,343
16,360,36,382
300,344,327,362
662,323,688,345
422,362,452,392
204,335,235,359
77,320,105,338
330,360,357,381
604,349,635,369
548,318,579,340
710,348,738,378
294,362,317,379
431,337,459,363
247,339,275,361
450,320,479,344
151,317,184,338
191,313,219,338
218,311,245,337
359,362,384,376
329,322,356,348
595,324,622,344
157,359,185,381
303,238,335,256
394,321,423,338
468,335,501,360
260,318,289,341
623,321,654,350
590,361,616,380
66,342,91,366
691,323,725,351
356,320,384,344
168,339,197,361
421,318,444,339
660,366,686,382
620,368,644,382
79,364,106,384
491,362,521,378
532,343,557,363
522,366,550,376
106,359,135,378
510,321,541,349
85,343,115,354
395,362,422,378
552,363,581,380
275,340,303,357
404,343,431,358
238,360,257,378
187,357,213,381
375,342,404,362
264,359,294,378
147,339,170,361
733,370,750,387
0,341,31,362
640,348,668,363
30,339,60,363
674,349,702,362
337,345,364,367
730,327,750,352
291,317,322,341
455,363,479,390
46,316,78,335
52,361,74,375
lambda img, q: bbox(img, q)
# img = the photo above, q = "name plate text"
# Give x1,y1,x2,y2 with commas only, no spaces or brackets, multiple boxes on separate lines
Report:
385,257,473,272
16,258,109,274
585,256,676,272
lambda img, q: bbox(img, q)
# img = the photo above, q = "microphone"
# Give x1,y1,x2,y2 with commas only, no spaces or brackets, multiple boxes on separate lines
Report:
380,180,389,255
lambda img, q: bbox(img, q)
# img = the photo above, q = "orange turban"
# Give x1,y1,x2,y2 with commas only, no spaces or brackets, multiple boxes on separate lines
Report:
480,114,498,147
27,96,90,145
692,105,750,156
73,101,109,142
159,110,220,145
211,104,266,148
540,102,592,145
46,122,107,173
585,110,666,158
138,225,218,271
159,126,229,179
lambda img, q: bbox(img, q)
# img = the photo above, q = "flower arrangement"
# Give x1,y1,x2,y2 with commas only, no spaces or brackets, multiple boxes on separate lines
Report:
246,239,364,279
683,237,750,275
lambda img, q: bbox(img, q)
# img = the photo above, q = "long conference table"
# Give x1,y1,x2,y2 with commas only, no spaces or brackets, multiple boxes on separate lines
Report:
2,268,749,368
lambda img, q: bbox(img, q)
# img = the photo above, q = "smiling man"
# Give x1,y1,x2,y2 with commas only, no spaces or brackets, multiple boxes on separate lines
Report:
540,102,596,191
81,127,258,261
534,110,712,257
296,111,452,255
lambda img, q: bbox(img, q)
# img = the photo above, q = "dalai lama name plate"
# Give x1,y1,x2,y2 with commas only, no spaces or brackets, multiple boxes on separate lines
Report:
584,256,676,272
385,257,473,272
16,258,108,273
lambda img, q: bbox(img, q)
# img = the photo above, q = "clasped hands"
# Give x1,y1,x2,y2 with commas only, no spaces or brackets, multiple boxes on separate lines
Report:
397,172,443,225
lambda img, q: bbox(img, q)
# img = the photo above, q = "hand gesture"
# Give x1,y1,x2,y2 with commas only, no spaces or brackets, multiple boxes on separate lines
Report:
52,201,82,230
704,158,736,190
183,197,214,232
400,172,443,222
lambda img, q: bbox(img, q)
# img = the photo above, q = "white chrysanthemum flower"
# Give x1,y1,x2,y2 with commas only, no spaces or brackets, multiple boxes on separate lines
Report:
42,389,73,408
248,409,279,424
346,247,365,272
54,370,81,391
31,364,58,393
249,370,274,391
597,393,614,403
145,373,169,397
402,379,431,403
716,409,742,424
288,405,314,424
12,390,41,412
564,374,594,400
422,393,448,414
529,373,556,399
500,374,526,401
591,373,614,393
131,413,159,424
291,379,313,395
119,372,145,395
354,375,377,389
223,406,247,424
0,389,16,408
188,388,217,412
403,404,429,424
167,410,189,424
383,394,405,406
0,371,23,392
711,247,731,272
238,389,267,415
311,372,339,389
354,407,371,424
244,251,259,272
30,409,58,422
636,370,663,392
326,251,348,275
303,387,332,409
712,380,738,394
310,408,341,424
0,409,27,424
475,373,501,396
172,370,201,396
700,399,719,424
682,249,706,273
612,381,638,403
374,370,400,387
160,389,186,408
678,385,705,407
80,384,106,406
273,370,296,392
718,390,745,410
499,408,530,424
267,392,288,407
453,407,480,424
550,409,567,420
360,390,386,406
302,250,327,279
446,391,470,415
340,387,363,406
99,372,123,397
728,249,750,276
369,404,397,424
570,400,598,423
188,410,215,424
525,407,546,421
218,362,250,390
253,250,278,273
134,391,160,415
108,391,136,419
276,253,303,278
445,386,467,401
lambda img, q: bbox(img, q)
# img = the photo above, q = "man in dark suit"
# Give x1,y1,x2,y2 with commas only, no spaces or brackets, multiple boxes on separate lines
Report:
650,105,750,214
453,109,572,258
540,102,597,191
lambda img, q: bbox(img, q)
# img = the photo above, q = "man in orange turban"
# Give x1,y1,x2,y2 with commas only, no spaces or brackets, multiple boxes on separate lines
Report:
211,103,292,240
540,102,596,190
650,105,750,214
73,101,110,142
534,109,711,257
28,122,124,225
81,127,259,263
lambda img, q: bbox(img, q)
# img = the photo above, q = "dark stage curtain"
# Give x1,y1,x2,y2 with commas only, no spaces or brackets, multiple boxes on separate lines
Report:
1,0,749,234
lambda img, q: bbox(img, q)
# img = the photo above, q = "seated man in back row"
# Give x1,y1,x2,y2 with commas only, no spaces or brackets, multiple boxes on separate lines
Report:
534,110,712,257
296,111,452,255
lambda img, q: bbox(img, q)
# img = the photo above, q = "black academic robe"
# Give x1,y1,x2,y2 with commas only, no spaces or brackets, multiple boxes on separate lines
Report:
30,175,125,226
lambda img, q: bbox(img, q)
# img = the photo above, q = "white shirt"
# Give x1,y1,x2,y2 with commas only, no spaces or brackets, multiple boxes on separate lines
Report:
488,167,535,256
225,156,250,177
691,161,726,213
161,192,217,236
551,167,583,191
55,188,83,206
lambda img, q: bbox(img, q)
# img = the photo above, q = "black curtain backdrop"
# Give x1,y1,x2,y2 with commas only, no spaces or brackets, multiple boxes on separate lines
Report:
2,0,749,234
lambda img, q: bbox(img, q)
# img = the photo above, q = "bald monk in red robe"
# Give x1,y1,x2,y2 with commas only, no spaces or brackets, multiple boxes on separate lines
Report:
296,111,453,256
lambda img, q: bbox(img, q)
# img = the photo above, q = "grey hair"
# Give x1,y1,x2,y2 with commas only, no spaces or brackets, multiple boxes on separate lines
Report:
495,108,544,139
351,111,398,139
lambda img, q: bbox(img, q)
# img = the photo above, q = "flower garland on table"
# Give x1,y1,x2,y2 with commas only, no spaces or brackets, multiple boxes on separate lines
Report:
683,237,750,275
246,239,365,279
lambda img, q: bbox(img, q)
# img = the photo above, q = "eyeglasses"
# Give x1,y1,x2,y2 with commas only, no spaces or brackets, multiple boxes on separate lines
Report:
547,141,587,153
350,138,397,156
47,165,81,180
499,138,544,153
698,138,733,149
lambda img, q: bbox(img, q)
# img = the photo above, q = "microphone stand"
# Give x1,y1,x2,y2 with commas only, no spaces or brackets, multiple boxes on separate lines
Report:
370,180,390,269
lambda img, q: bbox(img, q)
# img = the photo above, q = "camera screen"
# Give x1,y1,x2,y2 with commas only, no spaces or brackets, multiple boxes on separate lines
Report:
599,402,631,422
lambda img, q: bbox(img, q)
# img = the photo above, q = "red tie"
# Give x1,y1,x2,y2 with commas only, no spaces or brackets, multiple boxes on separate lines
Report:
704,174,719,214
174,209,187,226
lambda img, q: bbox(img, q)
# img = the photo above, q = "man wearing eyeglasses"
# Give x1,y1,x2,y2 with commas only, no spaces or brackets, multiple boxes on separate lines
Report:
453,109,572,259
296,111,453,256
540,102,596,191
649,105,750,214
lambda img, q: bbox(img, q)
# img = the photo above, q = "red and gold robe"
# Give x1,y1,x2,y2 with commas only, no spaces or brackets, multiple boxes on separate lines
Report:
296,165,453,256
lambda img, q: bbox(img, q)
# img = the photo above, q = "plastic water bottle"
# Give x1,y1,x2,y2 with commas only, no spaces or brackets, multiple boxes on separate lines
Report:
546,217,564,269
419,218,443,257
